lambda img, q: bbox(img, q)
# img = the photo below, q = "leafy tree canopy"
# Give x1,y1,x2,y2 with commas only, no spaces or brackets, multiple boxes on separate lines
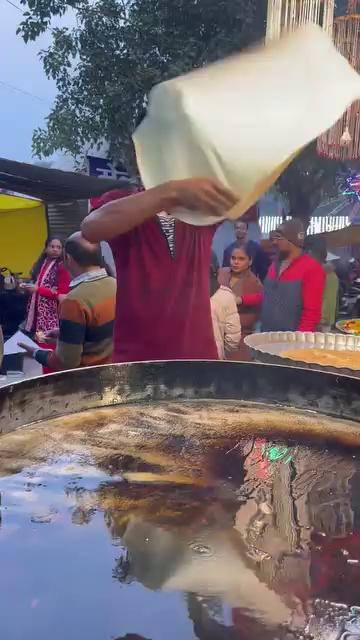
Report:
18,0,348,219
18,0,266,171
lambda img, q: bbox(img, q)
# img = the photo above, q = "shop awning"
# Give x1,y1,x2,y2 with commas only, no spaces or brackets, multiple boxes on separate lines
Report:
0,193,42,212
0,157,131,203
314,225,360,249
0,193,47,275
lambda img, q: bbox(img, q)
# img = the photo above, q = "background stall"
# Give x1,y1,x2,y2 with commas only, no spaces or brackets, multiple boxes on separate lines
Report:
0,157,131,339
0,192,47,277
0,193,48,340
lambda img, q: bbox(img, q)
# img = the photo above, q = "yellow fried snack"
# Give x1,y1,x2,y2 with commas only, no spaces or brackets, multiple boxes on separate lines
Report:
282,348,360,370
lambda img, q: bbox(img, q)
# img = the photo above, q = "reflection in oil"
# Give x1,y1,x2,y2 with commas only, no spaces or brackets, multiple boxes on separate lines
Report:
0,402,360,639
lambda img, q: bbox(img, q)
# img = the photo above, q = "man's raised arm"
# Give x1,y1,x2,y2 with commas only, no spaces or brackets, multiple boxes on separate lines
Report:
81,178,238,242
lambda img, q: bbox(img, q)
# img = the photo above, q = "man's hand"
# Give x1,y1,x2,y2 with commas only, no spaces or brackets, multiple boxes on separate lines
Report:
18,342,36,357
170,178,238,217
35,329,59,343
81,177,239,242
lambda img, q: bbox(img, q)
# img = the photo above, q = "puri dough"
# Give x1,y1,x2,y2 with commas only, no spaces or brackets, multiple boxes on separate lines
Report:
134,24,360,226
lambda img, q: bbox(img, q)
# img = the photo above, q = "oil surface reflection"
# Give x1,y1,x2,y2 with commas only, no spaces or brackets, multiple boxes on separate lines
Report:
0,402,360,639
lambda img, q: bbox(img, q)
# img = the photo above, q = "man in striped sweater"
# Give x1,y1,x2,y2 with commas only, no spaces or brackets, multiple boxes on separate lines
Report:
19,232,116,371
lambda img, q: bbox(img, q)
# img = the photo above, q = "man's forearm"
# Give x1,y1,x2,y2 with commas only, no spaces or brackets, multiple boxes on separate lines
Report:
34,344,82,371
81,182,178,242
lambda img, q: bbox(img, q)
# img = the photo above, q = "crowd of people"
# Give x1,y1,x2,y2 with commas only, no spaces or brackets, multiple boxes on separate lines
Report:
18,177,339,372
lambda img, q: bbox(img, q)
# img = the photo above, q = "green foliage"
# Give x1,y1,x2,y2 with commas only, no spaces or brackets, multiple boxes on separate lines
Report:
18,0,345,218
18,0,267,171
277,142,343,220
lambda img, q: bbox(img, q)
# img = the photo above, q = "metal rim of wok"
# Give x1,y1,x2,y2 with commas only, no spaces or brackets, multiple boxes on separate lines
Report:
244,331,360,377
0,360,359,437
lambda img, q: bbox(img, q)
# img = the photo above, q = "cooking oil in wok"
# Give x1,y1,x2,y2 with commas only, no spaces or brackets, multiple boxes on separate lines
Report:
1,401,360,640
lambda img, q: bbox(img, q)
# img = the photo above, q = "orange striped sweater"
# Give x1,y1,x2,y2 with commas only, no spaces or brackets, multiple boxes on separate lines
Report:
35,273,116,371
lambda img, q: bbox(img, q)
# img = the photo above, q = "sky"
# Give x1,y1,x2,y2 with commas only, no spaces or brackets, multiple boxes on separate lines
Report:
0,0,57,163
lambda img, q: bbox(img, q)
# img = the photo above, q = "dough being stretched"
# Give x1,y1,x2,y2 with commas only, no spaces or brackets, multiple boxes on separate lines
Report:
134,24,360,225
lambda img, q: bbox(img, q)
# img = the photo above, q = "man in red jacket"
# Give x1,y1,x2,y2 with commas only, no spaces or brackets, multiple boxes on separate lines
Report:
81,178,238,362
261,219,326,333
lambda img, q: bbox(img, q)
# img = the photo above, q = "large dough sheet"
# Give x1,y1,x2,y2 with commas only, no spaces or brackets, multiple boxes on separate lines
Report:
133,24,360,225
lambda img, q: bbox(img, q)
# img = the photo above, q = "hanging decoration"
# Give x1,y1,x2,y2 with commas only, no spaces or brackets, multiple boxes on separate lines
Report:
337,168,360,202
317,1,360,160
343,174,360,201
266,0,335,42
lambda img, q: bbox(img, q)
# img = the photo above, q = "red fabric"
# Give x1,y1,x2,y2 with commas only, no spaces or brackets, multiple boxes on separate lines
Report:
310,533,360,600
241,292,263,306
110,218,218,362
37,264,70,300
90,188,140,211
266,254,326,332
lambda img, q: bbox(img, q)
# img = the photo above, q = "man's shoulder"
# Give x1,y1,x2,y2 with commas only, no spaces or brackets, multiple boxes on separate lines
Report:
64,287,80,301
60,289,86,315
225,240,237,252
211,286,236,313
67,276,116,299
215,285,235,299
246,239,261,258
300,253,325,273
79,276,116,292
99,275,117,290
265,260,276,277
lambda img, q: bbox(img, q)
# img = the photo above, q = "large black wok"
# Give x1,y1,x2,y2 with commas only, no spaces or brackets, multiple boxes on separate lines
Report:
0,360,359,435
1,361,360,640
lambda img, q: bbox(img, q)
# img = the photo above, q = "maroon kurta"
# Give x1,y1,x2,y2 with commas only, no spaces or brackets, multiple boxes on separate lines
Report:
110,217,218,362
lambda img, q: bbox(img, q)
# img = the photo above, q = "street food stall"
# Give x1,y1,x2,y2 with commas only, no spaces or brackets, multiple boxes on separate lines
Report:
2,22,360,640
0,157,131,340
0,193,47,277
0,193,48,340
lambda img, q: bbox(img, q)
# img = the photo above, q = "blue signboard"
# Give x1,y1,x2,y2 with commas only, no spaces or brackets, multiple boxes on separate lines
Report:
87,155,128,180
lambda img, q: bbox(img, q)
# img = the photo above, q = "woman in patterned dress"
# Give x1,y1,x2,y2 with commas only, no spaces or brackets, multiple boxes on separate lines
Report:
22,237,70,370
